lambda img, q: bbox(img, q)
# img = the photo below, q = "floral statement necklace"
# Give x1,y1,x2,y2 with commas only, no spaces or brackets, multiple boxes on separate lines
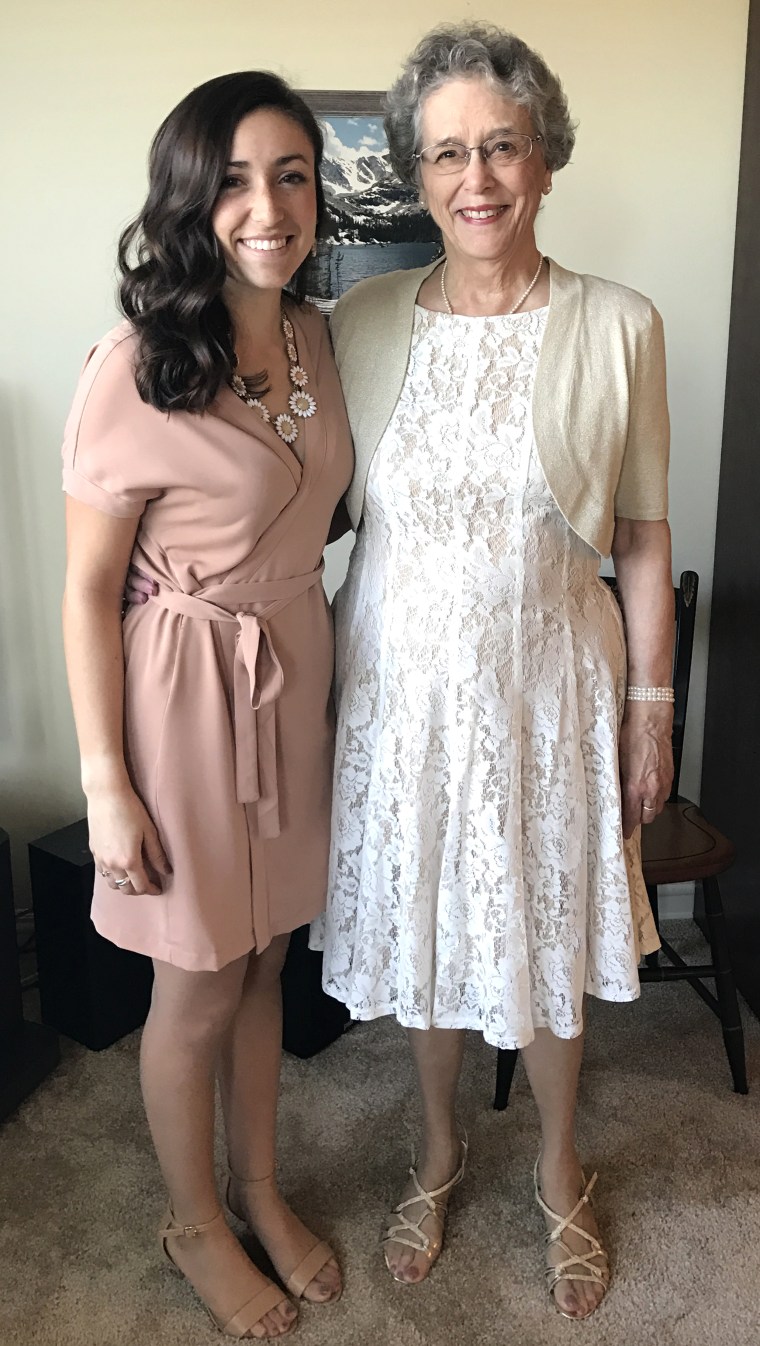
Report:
230,310,316,446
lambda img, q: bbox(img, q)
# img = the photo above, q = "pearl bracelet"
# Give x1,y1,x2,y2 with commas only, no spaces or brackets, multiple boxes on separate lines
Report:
626,686,675,703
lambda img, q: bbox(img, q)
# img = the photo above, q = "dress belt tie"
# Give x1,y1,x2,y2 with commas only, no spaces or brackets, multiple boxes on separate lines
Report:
150,563,325,839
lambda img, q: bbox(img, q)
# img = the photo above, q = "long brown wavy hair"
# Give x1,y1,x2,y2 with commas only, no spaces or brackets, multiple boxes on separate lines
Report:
118,72,325,413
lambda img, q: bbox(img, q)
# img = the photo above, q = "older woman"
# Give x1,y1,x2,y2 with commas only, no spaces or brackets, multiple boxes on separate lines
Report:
313,23,673,1321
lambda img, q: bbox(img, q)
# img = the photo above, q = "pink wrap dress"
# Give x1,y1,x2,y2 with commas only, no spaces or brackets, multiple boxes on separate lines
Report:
62,302,353,971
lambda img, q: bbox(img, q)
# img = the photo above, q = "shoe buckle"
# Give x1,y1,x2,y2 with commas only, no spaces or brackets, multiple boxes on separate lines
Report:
183,1224,199,1238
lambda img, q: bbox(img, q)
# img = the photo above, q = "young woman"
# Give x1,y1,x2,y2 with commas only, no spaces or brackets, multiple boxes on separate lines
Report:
62,72,353,1340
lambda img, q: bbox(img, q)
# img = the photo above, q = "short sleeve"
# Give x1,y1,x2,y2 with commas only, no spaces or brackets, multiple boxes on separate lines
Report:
62,326,164,519
614,304,670,520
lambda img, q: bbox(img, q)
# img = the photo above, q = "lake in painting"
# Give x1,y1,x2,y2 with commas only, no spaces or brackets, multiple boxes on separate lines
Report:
308,240,441,310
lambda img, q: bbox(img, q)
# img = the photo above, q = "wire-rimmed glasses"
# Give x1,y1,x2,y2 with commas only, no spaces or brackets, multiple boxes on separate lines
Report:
415,132,543,175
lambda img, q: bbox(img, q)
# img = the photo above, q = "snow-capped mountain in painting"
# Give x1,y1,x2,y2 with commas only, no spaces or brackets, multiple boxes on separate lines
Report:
321,151,391,196
319,116,439,243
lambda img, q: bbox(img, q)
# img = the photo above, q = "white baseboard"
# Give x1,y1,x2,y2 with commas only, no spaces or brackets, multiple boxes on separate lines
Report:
656,881,695,920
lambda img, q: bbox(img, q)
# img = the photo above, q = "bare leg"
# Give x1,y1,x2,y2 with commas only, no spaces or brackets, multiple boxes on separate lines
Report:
521,1028,607,1319
383,1025,466,1283
219,935,341,1303
140,956,296,1339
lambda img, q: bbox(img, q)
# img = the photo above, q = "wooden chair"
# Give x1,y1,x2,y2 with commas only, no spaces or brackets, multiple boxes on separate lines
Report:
493,570,748,1110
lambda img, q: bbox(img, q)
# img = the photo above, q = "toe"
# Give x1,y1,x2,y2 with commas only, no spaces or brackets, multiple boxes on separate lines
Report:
384,1238,436,1284
304,1252,342,1299
580,1282,597,1318
590,1281,605,1313
554,1277,603,1320
399,1249,426,1282
385,1243,411,1280
554,1282,580,1318
396,1247,416,1279
581,1278,605,1318
305,1262,341,1302
273,1301,297,1334
317,1256,343,1298
253,1309,278,1339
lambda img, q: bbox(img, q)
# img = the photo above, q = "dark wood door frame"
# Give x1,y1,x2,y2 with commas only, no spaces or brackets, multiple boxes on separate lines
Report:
700,0,760,1019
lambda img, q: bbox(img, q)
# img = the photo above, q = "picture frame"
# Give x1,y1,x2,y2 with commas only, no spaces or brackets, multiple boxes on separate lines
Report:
301,90,441,311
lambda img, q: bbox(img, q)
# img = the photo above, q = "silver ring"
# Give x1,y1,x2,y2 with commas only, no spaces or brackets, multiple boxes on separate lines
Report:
642,805,656,813
113,877,130,888
99,867,110,877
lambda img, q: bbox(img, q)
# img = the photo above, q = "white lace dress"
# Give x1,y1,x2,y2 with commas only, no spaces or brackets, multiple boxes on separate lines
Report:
311,305,659,1050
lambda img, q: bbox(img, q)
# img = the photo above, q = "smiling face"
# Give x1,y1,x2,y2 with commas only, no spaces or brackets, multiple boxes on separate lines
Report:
212,107,318,298
418,77,552,271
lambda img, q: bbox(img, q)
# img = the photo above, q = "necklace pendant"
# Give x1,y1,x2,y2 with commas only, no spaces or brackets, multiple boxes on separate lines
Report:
289,389,317,419
274,413,299,445
248,398,271,423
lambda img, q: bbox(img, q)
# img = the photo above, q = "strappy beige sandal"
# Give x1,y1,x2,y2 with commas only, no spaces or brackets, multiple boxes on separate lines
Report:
226,1172,342,1304
159,1207,296,1339
381,1134,468,1283
533,1158,610,1320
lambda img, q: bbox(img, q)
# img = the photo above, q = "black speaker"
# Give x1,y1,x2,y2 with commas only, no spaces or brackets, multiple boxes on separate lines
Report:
28,819,153,1050
280,923,351,1058
0,828,60,1121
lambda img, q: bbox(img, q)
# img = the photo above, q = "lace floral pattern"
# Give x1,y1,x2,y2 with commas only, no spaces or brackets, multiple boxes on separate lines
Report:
311,306,659,1050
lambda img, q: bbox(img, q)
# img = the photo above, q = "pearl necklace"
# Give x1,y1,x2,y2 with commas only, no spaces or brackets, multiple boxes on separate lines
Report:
230,310,316,446
440,254,544,317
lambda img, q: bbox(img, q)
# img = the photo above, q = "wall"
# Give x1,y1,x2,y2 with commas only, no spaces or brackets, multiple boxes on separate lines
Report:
0,0,749,903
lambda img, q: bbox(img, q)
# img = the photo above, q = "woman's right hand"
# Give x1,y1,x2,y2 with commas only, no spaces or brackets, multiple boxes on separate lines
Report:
124,563,158,606
87,786,171,895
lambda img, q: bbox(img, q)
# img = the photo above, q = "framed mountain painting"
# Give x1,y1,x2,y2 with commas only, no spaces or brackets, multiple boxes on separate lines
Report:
301,90,441,311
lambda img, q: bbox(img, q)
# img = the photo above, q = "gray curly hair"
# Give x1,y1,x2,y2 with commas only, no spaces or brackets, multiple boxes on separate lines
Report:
384,22,576,185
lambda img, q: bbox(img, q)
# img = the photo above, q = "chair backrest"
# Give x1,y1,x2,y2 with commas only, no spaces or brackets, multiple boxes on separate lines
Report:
602,570,698,800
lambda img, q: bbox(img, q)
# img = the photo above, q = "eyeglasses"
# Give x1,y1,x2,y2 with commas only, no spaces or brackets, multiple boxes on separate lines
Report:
415,132,543,175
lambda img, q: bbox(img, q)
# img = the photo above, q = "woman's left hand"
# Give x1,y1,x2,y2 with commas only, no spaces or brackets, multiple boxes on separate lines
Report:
124,563,158,607
618,701,674,839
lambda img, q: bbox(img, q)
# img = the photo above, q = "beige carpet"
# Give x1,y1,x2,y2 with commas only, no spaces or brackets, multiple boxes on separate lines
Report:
2,923,758,1346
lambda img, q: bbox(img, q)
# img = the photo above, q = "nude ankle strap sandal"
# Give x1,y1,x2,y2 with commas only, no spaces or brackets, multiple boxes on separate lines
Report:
226,1171,341,1303
158,1206,295,1339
